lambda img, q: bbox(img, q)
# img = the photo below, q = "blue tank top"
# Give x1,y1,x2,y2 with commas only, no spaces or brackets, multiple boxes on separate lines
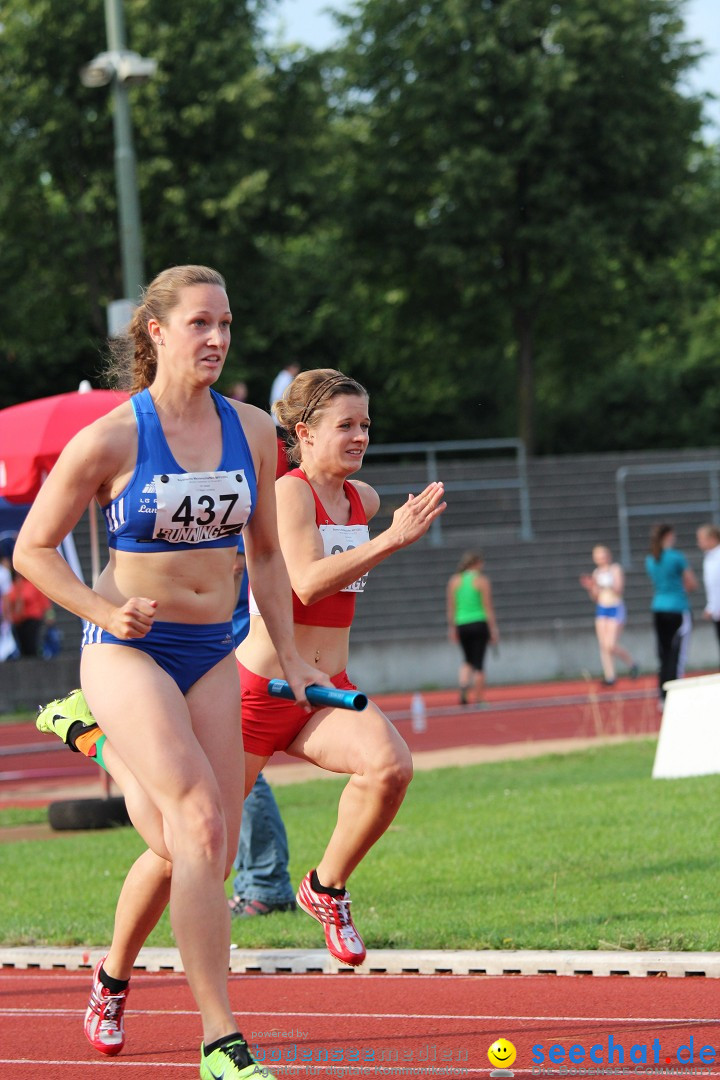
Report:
645,548,690,613
103,388,257,553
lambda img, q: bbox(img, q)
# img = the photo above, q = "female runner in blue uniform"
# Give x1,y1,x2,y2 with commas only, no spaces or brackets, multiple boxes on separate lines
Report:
13,265,322,1080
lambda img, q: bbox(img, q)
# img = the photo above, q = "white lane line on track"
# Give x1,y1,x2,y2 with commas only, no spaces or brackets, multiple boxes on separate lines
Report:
0,1064,479,1075
0,973,484,982
1,1007,718,1025
0,1063,193,1071
2,1066,720,1079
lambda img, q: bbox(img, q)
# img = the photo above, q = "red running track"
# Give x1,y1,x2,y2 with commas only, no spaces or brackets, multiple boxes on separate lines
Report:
0,679,711,1080
0,676,662,806
2,968,720,1078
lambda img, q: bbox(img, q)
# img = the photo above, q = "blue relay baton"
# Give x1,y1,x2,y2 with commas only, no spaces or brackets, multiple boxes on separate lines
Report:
267,679,368,712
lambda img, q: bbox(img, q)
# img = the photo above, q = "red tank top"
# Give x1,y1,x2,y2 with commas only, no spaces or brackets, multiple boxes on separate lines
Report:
287,468,370,628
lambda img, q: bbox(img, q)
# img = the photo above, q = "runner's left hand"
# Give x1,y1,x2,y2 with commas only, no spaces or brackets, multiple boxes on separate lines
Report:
282,655,333,708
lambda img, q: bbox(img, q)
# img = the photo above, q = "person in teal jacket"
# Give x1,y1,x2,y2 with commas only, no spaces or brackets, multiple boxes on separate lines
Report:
446,550,499,706
645,523,698,704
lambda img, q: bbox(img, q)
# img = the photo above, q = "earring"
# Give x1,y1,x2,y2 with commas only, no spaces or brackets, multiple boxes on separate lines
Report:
159,337,165,346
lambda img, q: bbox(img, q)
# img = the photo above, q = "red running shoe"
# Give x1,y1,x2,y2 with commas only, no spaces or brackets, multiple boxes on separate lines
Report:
296,870,366,966
83,957,129,1056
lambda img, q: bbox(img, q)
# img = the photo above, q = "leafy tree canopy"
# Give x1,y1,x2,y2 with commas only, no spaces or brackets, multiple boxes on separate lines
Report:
324,0,706,448
0,0,717,454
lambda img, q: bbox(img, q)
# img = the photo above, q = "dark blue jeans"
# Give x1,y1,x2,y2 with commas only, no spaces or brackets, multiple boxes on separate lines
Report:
232,772,295,904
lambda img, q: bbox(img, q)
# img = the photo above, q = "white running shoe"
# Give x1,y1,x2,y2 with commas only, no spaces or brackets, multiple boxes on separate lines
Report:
83,957,129,1056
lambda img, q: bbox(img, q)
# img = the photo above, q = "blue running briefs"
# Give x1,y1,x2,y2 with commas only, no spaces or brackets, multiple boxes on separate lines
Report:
82,620,234,694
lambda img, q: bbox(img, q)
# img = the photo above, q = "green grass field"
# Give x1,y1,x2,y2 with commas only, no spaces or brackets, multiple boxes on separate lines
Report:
2,738,718,953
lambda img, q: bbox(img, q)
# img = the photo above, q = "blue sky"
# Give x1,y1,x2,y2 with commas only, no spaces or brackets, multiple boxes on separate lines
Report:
268,0,720,130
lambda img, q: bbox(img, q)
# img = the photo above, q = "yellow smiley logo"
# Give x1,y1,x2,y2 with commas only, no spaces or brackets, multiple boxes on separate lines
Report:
488,1039,517,1069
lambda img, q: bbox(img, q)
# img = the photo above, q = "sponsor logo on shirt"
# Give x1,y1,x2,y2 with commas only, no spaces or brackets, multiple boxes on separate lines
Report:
154,523,243,544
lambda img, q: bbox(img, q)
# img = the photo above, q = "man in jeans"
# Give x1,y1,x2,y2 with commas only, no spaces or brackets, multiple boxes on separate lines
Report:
228,540,296,917
229,772,296,917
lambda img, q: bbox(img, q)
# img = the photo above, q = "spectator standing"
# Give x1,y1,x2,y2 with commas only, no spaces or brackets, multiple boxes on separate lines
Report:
269,361,300,416
0,551,18,660
228,380,248,403
2,569,51,657
645,524,698,704
229,538,296,917
446,551,498,706
696,523,720,666
229,772,296,917
41,608,63,659
269,361,300,477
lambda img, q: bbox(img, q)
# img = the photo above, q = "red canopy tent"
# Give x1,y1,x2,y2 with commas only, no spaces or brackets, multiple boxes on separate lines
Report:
0,387,129,582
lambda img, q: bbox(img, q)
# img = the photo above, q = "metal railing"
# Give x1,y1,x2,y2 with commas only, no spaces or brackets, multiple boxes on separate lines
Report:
616,460,720,567
364,438,533,547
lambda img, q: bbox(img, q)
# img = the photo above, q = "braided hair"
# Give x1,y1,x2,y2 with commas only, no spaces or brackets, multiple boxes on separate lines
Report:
274,368,368,465
106,265,226,394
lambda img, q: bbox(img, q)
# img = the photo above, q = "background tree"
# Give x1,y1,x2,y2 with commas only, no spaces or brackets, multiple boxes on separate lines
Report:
326,0,706,449
0,0,337,408
130,0,341,404
0,2,114,401
0,0,718,456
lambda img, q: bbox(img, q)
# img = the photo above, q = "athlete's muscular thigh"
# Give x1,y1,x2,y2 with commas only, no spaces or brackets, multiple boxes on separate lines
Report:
185,653,244,869
288,701,411,776
80,644,217,811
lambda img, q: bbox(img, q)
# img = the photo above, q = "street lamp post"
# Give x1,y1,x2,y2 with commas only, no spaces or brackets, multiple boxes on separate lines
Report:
105,0,145,304
80,0,156,319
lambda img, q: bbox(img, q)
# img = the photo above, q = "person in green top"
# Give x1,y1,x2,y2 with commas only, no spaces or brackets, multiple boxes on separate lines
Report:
446,550,499,706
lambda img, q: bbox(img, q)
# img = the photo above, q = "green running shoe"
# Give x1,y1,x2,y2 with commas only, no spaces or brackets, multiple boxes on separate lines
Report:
36,688,98,751
200,1034,275,1080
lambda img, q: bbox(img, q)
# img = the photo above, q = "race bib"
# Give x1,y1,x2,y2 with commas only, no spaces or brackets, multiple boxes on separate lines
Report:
153,470,251,544
319,523,370,592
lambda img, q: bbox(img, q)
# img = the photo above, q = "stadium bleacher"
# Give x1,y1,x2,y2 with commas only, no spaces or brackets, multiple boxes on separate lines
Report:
3,445,719,708
353,446,718,642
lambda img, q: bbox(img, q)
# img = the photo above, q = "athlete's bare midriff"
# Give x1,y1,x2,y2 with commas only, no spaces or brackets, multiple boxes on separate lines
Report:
596,584,621,608
236,616,351,679
94,546,238,623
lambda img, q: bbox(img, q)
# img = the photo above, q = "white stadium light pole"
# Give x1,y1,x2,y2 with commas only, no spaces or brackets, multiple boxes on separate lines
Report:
80,0,156,329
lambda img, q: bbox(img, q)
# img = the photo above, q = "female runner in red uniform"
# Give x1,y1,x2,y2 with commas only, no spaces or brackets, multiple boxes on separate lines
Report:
236,368,446,964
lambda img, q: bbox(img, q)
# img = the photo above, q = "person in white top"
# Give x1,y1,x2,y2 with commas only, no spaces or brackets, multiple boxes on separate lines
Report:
696,524,720,665
579,544,638,686
270,362,301,476
269,361,301,424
